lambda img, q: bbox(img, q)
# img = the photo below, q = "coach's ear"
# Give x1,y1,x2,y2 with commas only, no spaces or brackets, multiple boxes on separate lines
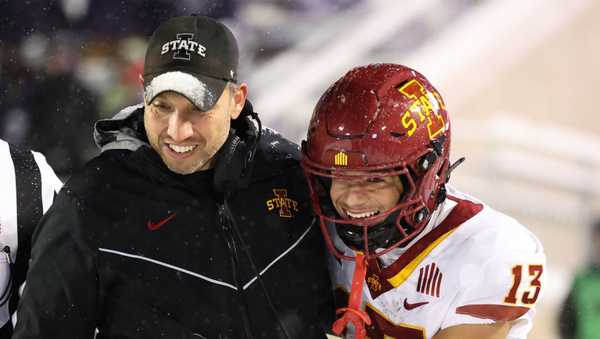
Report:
229,83,248,120
139,75,149,105
139,74,146,94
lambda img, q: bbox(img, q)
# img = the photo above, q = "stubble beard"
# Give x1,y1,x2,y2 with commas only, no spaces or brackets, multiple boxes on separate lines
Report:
161,147,215,175
158,131,230,175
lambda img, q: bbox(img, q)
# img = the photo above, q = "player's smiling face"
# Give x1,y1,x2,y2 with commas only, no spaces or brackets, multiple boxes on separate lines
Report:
330,173,404,222
144,89,240,174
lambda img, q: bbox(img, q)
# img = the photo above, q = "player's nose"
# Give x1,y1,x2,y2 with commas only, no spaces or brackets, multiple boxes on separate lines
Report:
341,187,370,206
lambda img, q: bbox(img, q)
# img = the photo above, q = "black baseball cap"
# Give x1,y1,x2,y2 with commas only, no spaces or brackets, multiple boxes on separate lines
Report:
143,15,238,111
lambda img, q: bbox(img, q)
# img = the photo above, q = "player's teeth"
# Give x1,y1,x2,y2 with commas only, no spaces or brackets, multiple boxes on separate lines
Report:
347,210,378,219
169,144,196,153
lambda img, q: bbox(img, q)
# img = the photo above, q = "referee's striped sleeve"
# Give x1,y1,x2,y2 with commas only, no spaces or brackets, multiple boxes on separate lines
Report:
30,151,63,213
0,139,62,336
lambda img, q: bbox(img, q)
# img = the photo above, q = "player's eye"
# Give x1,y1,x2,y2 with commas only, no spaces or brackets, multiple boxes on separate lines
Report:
366,177,385,184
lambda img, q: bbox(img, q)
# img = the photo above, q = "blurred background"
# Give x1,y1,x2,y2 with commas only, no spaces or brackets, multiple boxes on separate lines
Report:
1,0,599,338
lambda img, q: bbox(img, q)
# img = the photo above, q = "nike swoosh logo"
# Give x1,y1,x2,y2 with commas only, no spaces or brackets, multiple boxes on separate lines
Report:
403,298,429,310
147,213,177,231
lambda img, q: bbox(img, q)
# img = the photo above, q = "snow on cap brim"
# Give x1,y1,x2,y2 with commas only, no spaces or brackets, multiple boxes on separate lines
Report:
144,71,227,111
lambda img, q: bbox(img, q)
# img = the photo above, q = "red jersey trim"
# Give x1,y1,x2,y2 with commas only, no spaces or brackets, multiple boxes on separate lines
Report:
455,304,530,321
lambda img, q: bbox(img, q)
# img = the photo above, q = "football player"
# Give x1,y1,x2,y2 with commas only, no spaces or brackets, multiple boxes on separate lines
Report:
301,64,546,339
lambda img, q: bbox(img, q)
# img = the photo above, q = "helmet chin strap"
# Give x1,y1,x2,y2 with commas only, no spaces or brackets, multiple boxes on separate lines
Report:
332,253,371,338
335,211,408,252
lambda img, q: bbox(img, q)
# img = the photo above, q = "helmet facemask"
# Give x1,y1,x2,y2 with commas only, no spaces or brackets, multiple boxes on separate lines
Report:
303,155,441,261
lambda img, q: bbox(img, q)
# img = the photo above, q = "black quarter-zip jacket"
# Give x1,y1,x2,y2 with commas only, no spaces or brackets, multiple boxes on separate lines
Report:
12,105,334,339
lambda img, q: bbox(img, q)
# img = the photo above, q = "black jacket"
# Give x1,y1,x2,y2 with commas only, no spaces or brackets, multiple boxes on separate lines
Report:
13,104,333,339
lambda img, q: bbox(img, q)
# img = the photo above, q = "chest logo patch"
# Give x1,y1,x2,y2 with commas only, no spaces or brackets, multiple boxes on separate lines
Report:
266,189,299,218
367,273,383,293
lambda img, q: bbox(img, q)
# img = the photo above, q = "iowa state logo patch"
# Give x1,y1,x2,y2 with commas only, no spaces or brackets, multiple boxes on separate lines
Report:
266,189,299,218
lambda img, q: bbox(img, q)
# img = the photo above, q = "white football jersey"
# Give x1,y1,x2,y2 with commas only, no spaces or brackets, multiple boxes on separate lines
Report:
330,186,546,339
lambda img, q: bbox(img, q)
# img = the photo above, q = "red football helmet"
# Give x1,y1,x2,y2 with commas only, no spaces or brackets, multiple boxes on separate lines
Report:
301,63,453,261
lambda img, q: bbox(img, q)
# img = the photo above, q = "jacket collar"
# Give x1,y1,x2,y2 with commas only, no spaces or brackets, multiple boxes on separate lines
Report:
94,104,148,152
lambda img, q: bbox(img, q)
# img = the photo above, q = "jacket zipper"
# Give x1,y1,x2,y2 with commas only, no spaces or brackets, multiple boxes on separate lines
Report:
217,201,254,339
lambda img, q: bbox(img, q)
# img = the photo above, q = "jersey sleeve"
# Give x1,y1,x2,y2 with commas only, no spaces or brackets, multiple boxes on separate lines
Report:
441,222,546,338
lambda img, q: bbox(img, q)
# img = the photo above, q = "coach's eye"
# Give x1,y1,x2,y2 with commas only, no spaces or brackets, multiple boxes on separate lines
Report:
152,101,171,114
153,102,166,109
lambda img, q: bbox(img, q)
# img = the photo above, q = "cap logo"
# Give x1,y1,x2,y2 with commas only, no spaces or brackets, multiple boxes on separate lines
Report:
334,151,348,166
161,33,207,60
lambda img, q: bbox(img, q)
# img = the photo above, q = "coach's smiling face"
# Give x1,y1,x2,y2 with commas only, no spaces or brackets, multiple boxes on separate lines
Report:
144,84,247,175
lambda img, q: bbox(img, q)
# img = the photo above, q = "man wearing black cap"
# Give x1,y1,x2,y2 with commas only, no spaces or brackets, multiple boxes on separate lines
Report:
13,15,333,339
